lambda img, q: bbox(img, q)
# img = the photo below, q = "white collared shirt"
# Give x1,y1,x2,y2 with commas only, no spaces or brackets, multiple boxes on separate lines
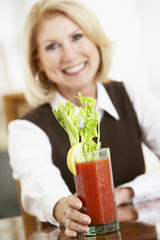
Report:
8,82,160,225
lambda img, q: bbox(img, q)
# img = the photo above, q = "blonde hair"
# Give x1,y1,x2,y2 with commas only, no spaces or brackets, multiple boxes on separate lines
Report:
22,0,113,107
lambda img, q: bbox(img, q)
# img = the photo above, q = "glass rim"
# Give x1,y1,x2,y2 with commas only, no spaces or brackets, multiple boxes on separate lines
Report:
82,147,110,154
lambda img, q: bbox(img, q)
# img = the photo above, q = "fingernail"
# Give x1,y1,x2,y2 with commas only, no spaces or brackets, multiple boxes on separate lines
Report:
83,216,90,224
71,231,77,237
82,226,89,232
75,201,81,208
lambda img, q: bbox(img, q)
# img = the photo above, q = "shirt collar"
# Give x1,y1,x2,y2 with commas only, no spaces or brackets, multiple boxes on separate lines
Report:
96,82,120,120
51,82,120,120
51,91,66,111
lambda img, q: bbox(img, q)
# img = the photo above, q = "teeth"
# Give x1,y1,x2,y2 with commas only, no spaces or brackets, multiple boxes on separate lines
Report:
64,62,85,74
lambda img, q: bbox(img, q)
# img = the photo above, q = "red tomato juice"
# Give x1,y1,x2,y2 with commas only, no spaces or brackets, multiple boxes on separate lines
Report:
74,158,116,225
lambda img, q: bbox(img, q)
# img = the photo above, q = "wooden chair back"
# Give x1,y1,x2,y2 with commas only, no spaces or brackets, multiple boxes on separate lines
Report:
3,93,32,124
3,93,37,226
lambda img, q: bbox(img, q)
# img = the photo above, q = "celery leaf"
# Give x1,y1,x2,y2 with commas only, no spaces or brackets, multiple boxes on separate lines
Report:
52,93,101,154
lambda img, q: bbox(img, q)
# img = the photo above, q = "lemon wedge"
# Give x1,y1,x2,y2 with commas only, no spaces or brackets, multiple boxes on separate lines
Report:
67,143,83,175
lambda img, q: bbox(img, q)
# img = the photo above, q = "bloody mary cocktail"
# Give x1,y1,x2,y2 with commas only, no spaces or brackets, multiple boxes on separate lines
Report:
74,148,119,236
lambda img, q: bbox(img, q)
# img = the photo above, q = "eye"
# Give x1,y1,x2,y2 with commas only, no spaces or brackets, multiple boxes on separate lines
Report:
73,33,83,41
46,43,58,50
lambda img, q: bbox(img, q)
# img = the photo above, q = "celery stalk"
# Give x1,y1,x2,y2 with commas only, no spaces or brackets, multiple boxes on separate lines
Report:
52,93,101,153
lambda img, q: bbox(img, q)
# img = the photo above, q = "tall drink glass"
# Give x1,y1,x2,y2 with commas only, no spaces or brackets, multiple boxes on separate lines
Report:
74,148,119,236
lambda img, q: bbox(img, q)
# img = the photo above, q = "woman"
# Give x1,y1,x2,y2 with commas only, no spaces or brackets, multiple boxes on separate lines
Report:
8,0,160,238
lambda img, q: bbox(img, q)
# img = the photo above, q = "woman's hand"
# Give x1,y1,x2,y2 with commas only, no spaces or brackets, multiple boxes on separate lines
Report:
117,204,138,222
53,194,91,238
115,187,134,206
54,187,134,237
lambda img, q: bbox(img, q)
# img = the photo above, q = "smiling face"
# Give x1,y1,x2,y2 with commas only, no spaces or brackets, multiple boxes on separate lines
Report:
37,13,100,98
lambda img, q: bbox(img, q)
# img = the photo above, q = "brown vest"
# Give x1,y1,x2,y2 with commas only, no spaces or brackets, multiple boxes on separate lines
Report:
22,81,145,193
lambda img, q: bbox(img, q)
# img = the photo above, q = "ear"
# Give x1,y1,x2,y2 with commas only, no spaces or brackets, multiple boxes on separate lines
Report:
34,52,44,71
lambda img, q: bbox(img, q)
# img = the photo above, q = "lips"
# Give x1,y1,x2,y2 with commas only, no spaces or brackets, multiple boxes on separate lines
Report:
63,62,86,74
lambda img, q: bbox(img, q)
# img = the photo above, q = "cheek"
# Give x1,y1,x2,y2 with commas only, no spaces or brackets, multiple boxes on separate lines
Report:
89,45,101,74
84,41,100,61
42,55,60,71
38,48,60,70
90,43,100,59
89,46,100,68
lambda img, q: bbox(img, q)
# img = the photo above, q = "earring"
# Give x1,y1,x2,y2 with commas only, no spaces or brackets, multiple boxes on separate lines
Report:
35,71,41,85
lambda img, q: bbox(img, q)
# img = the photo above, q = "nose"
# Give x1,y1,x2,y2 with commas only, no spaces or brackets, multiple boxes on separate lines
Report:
61,44,76,62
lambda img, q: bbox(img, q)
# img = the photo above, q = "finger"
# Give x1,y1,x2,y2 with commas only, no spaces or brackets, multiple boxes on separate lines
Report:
65,218,89,235
115,187,134,206
117,205,138,222
64,227,77,238
64,207,91,225
67,195,82,209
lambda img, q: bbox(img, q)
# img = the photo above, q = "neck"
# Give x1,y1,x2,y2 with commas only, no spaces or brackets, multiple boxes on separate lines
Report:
57,83,97,107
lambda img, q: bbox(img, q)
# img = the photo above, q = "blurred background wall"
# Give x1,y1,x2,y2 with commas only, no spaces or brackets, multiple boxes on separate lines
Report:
0,0,160,218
